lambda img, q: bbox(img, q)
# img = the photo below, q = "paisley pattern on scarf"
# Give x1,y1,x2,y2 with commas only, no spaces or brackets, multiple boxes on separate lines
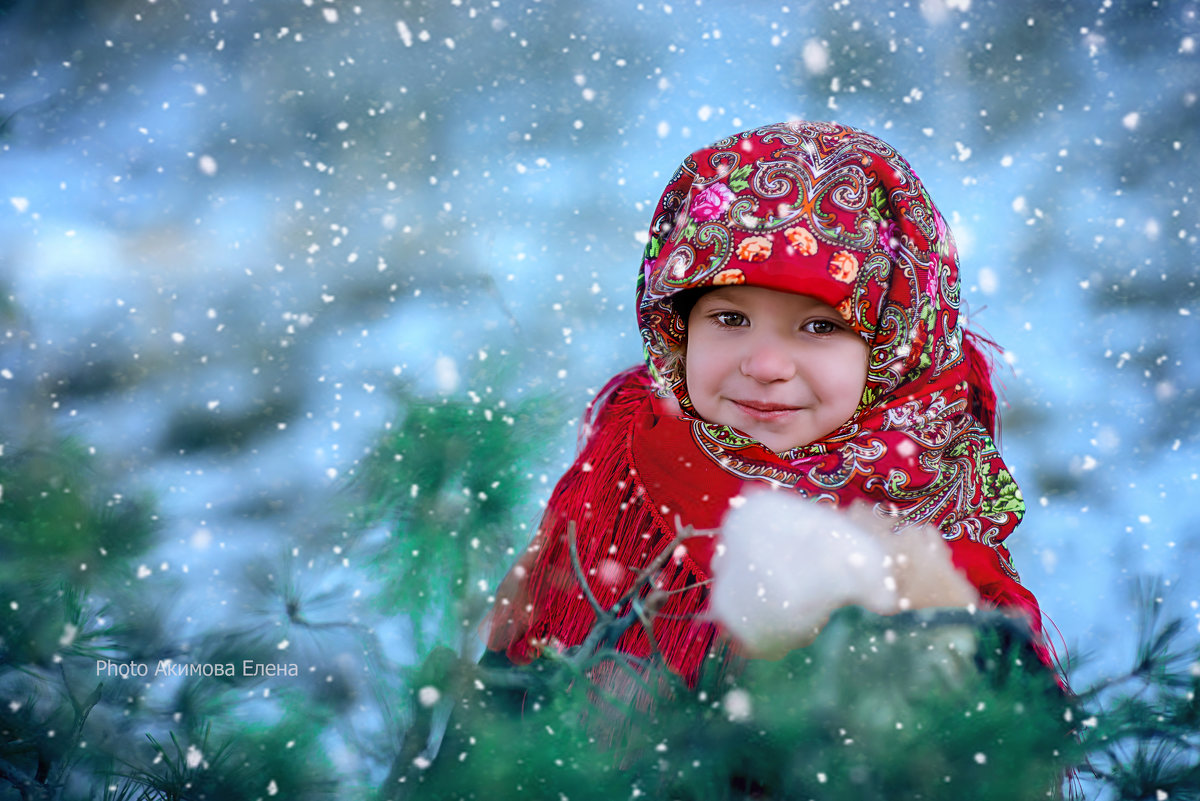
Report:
636,121,1023,566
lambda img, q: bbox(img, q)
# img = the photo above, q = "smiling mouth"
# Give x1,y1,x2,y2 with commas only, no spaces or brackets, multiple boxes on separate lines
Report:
730,399,803,419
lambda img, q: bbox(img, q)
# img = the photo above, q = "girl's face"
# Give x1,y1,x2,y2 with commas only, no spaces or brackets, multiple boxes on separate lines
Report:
685,286,869,453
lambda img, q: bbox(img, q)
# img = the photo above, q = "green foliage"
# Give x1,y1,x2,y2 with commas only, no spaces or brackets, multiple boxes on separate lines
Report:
351,388,552,651
98,710,340,801
1069,582,1200,798
124,727,236,801
0,429,346,800
0,435,157,574
0,376,554,798
381,575,1200,801
0,433,162,688
377,523,1199,801
389,608,1075,801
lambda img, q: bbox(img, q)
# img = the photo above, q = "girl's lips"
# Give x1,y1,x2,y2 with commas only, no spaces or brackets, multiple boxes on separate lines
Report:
730,399,803,420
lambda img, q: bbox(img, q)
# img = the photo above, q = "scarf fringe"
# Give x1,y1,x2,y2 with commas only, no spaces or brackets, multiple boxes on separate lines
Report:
489,366,718,685
962,327,1001,441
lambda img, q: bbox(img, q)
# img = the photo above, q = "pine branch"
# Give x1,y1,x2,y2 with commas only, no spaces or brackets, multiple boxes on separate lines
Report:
0,756,50,801
46,665,103,794
566,521,604,617
563,515,714,669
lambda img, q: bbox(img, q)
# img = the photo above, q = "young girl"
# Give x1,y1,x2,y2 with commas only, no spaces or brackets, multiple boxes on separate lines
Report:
484,120,1047,688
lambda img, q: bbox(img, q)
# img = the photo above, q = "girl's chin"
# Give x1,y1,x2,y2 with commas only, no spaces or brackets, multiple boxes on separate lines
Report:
732,422,812,453
759,435,810,453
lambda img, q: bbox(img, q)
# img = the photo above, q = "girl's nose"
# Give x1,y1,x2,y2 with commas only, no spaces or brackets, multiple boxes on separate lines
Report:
740,335,797,383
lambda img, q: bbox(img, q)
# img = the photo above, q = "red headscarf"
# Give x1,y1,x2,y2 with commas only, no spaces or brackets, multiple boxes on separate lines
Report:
486,121,1046,685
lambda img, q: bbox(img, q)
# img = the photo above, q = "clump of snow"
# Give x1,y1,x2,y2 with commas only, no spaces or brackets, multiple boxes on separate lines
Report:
709,492,977,658
417,685,441,707
396,20,413,46
434,355,459,393
978,266,998,294
801,39,829,74
722,688,752,722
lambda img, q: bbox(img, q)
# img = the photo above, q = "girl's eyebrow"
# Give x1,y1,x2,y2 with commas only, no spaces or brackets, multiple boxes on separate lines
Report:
696,290,741,307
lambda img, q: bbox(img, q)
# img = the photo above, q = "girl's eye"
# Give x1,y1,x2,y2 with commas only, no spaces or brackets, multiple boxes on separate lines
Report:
713,311,748,327
805,319,839,335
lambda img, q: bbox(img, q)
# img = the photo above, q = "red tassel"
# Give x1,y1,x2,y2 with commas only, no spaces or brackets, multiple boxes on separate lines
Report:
962,327,1001,441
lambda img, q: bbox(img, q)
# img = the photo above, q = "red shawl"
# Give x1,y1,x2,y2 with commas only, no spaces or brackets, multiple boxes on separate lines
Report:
485,122,1048,685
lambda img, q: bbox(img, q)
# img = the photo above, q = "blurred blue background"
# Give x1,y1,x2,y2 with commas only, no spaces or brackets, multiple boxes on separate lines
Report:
0,0,1197,755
